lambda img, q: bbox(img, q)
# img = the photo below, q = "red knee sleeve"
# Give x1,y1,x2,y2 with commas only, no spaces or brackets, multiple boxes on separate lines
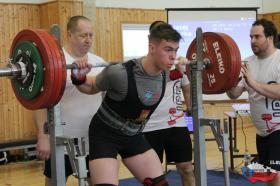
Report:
143,174,169,186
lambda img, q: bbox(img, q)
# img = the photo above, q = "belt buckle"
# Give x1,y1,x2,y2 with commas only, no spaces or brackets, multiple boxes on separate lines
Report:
120,120,130,131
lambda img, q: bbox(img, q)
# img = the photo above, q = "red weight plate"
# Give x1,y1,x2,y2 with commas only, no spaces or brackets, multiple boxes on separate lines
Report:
212,33,236,93
32,29,56,108
48,33,66,107
223,35,241,92
228,36,241,89
186,32,234,94
37,30,60,108
37,30,61,108
225,41,240,92
10,29,55,110
37,30,66,107
214,33,235,93
216,33,241,92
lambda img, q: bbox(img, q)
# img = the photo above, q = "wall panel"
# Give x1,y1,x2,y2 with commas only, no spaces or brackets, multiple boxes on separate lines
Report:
94,7,167,61
259,12,280,31
40,0,83,45
0,3,40,142
0,0,82,142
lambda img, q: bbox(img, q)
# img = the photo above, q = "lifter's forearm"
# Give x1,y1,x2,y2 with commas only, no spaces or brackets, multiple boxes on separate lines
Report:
75,76,100,95
182,84,191,108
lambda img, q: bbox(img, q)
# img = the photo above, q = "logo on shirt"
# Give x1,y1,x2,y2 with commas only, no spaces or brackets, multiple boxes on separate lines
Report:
168,80,184,125
144,90,161,102
173,80,184,111
262,81,280,133
168,107,184,125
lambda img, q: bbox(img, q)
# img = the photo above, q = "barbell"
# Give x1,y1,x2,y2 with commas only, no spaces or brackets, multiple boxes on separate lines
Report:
0,28,242,110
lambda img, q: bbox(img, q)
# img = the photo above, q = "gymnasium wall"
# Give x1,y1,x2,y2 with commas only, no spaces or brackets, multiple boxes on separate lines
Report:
0,0,83,142
258,12,280,31
0,1,279,142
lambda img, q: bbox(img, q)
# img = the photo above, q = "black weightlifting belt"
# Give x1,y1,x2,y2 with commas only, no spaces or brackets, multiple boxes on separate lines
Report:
97,102,146,136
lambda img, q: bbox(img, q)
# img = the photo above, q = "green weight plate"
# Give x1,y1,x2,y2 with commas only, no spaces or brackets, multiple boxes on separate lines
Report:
10,29,55,110
11,41,44,99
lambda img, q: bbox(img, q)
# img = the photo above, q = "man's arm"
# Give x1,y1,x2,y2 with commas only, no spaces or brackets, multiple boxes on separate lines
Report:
33,109,50,160
182,84,191,108
181,73,191,116
71,58,101,94
75,76,100,94
242,64,280,99
247,82,280,99
226,86,244,99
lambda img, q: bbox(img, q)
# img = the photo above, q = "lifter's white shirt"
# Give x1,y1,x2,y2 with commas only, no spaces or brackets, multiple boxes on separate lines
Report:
61,48,105,152
239,49,280,137
143,72,190,132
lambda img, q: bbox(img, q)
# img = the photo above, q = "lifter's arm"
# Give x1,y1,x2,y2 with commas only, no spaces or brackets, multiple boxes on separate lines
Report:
70,59,100,94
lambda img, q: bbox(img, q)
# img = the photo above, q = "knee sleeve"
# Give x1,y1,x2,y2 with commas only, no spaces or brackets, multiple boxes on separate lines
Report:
94,184,117,186
143,174,169,186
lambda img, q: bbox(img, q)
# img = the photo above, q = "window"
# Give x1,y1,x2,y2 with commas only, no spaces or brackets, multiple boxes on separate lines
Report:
122,24,150,61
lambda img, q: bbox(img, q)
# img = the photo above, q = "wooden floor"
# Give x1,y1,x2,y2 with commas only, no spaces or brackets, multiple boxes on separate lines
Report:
0,116,257,186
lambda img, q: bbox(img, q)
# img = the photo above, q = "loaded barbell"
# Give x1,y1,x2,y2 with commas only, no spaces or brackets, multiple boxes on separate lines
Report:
0,28,242,110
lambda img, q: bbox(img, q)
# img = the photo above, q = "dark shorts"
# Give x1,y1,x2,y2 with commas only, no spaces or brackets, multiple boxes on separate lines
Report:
88,118,152,160
144,127,192,163
44,154,90,178
256,130,280,171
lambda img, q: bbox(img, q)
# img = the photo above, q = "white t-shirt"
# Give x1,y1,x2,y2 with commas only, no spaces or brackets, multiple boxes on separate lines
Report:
239,49,280,137
61,48,106,152
143,73,190,132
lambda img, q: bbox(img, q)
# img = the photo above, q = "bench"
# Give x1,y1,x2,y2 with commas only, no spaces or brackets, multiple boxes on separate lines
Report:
0,139,37,152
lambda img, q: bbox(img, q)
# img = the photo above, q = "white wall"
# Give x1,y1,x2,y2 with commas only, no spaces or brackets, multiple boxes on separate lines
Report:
95,0,263,13
261,0,280,14
0,0,280,14
0,0,53,3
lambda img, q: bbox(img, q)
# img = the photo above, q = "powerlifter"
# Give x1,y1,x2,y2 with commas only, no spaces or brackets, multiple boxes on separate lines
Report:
71,22,185,186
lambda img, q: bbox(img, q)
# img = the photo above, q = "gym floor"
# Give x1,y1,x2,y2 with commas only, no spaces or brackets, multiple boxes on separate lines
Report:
0,118,257,186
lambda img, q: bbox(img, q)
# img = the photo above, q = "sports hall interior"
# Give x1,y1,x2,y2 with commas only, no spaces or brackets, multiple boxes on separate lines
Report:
0,0,280,185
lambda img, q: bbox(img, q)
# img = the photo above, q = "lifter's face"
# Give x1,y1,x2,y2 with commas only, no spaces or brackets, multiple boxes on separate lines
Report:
149,39,179,71
250,25,272,57
68,19,93,57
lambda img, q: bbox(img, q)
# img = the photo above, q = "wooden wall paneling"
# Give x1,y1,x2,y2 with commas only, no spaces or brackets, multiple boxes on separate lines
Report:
94,7,166,61
259,12,280,31
272,14,280,31
57,1,83,45
39,2,60,30
94,7,109,60
111,8,121,61
0,1,83,142
39,1,83,45
0,3,40,142
0,5,5,142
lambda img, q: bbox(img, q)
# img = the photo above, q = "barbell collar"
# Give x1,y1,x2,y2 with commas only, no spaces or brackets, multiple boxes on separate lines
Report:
0,63,23,78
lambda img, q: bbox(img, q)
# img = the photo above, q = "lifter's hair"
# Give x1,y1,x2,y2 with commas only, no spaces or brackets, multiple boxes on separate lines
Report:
149,23,182,43
149,20,166,33
253,19,278,46
67,15,91,33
